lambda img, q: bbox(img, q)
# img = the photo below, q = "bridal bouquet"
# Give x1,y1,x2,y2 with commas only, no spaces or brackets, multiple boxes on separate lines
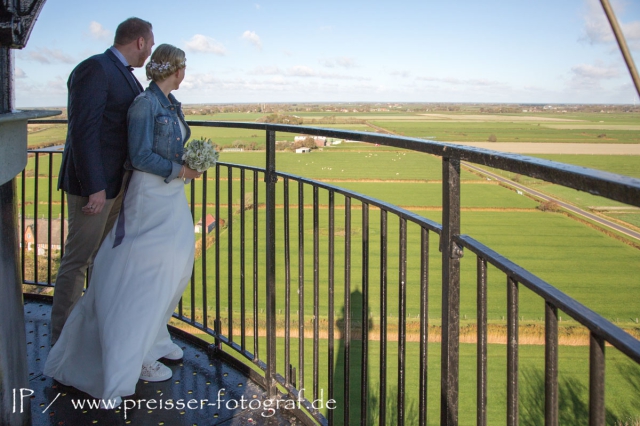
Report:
182,137,219,172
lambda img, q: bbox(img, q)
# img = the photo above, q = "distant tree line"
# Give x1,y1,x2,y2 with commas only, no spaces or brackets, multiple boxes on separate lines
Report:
41,103,640,118
258,114,304,125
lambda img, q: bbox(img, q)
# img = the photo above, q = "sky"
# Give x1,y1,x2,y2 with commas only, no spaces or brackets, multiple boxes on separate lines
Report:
12,0,640,107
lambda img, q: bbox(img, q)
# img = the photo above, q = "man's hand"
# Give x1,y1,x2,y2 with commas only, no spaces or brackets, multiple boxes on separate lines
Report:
82,190,106,215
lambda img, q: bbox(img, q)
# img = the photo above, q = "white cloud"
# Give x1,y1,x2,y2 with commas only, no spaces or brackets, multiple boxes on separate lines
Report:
15,67,26,78
582,3,613,44
623,21,640,50
567,61,621,91
288,65,315,77
416,76,506,87
318,72,369,81
390,70,411,78
249,66,283,75
15,75,68,106
184,35,226,55
320,56,357,69
247,65,367,81
23,47,75,64
241,31,262,50
178,72,376,102
571,63,620,79
88,21,111,40
581,0,640,49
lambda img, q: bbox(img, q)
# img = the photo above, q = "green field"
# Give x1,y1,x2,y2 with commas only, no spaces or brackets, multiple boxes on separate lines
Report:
20,147,640,325
370,120,640,144
29,111,640,149
477,154,640,229
530,154,640,179
217,336,640,425
27,125,67,147
185,112,265,121
183,205,640,330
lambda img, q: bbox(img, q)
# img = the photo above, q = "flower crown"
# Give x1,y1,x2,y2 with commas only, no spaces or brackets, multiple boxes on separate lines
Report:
147,59,186,73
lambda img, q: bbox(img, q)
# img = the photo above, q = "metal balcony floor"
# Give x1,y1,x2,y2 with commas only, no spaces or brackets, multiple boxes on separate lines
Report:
24,296,301,426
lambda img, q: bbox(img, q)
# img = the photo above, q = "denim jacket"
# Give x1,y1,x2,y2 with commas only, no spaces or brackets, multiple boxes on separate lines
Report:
126,81,191,182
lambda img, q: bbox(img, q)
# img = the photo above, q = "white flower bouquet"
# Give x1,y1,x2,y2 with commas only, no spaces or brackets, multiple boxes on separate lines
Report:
182,137,219,172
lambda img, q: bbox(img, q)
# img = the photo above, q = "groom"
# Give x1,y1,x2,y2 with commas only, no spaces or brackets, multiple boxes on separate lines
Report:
51,17,154,345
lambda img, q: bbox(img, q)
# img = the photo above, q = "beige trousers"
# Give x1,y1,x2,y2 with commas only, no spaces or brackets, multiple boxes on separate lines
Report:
50,179,127,345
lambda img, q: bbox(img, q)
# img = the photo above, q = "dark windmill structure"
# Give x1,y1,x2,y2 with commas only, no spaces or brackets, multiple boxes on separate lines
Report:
1,2,58,425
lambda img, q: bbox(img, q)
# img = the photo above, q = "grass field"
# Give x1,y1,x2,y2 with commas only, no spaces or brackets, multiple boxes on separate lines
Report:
477,154,640,229
183,205,640,329
370,120,640,144
28,111,640,149
530,154,640,178
185,112,265,121
191,334,640,425
27,125,66,147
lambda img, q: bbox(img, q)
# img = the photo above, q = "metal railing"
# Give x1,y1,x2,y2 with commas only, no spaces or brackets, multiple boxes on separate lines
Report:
21,120,640,426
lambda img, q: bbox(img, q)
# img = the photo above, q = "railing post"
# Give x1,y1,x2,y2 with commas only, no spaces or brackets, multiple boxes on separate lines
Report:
477,257,488,426
265,129,277,397
440,157,461,426
589,333,605,426
507,277,519,426
545,302,559,426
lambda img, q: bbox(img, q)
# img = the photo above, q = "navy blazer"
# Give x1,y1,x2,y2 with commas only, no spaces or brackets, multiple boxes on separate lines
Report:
58,49,143,199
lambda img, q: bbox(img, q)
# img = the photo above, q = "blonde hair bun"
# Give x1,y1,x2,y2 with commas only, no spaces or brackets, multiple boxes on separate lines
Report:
145,44,186,82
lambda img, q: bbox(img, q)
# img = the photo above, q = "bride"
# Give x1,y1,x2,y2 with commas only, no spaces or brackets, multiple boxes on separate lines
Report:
44,44,201,407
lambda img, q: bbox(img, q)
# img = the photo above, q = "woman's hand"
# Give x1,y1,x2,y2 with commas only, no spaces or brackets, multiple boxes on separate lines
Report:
180,165,203,180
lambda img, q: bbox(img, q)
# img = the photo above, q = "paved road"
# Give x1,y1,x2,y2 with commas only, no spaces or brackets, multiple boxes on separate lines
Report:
464,163,640,242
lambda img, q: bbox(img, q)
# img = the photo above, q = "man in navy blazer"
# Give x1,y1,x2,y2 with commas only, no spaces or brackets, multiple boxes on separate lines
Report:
51,17,154,344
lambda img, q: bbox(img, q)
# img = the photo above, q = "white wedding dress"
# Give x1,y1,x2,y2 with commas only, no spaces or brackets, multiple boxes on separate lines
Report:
44,170,194,401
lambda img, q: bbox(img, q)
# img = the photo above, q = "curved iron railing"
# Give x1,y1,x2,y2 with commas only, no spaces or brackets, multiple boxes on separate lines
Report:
22,120,640,426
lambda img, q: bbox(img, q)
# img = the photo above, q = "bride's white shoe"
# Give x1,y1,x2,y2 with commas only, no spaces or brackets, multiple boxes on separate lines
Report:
162,343,184,361
140,360,172,382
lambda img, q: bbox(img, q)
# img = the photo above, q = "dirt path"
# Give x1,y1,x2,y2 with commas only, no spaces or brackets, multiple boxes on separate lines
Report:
445,142,640,155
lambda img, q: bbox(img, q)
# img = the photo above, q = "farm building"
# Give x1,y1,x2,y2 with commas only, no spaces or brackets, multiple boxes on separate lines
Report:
23,218,68,255
195,214,225,234
294,135,327,147
295,147,311,154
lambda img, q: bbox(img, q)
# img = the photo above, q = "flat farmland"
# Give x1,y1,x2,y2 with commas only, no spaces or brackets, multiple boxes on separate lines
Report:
186,206,640,326
218,151,482,181
530,154,640,178
240,338,640,425
188,126,264,146
479,154,640,229
370,120,640,143
27,124,66,147
185,112,265,121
